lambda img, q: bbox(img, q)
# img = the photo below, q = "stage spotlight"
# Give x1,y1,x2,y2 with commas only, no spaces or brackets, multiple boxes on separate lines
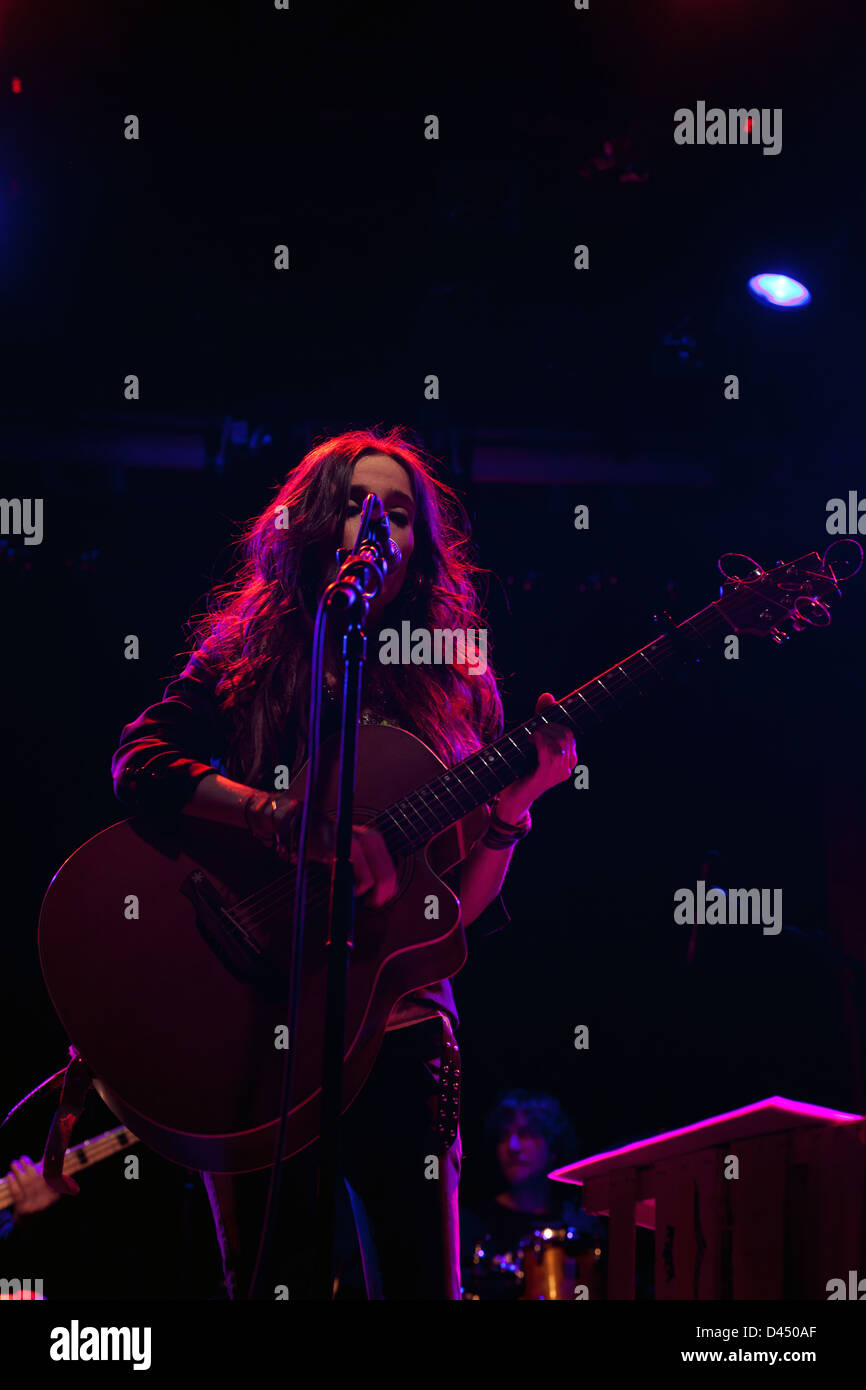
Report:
747,273,811,309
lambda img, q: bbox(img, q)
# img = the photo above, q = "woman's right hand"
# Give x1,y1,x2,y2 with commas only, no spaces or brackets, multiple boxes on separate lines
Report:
246,792,399,907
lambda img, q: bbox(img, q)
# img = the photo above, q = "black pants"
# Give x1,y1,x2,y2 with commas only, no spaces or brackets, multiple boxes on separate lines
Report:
202,1015,462,1300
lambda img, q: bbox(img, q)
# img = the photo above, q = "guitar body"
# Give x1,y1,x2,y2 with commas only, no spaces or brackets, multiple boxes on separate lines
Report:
38,725,488,1174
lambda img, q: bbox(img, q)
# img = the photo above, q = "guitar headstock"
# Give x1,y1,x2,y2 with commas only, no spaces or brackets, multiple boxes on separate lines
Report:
713,539,862,642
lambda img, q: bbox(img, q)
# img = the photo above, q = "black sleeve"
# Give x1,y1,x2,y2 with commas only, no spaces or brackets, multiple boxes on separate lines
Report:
110,648,226,817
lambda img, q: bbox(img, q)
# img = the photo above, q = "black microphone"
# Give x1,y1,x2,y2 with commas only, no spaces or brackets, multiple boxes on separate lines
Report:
328,494,401,611
336,494,402,576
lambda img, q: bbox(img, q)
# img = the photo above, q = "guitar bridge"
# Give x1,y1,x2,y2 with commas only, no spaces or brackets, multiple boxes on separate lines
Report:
180,870,287,992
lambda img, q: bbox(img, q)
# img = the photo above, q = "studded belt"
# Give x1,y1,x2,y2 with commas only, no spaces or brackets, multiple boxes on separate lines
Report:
434,1012,461,1156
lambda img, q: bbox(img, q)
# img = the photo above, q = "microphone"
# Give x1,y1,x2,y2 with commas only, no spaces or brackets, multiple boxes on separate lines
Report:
328,494,401,611
336,494,402,576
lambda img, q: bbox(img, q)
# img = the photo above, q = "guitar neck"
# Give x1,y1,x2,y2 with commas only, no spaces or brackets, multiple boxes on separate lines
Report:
0,1126,138,1211
376,601,727,854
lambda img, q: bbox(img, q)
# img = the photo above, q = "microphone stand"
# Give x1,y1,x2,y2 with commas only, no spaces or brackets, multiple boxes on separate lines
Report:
247,494,397,1302
314,496,398,1300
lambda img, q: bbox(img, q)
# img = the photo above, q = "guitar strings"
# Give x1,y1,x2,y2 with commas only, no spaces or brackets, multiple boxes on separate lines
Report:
230,622,710,929
230,603,731,931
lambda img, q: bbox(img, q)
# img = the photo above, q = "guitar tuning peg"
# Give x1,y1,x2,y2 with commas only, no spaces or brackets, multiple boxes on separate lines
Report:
718,552,765,582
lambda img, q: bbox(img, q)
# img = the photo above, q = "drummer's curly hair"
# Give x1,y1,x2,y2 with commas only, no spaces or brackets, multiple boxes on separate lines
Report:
484,1090,579,1166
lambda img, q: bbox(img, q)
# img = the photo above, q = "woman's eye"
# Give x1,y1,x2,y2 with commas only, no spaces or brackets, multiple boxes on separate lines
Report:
346,502,408,527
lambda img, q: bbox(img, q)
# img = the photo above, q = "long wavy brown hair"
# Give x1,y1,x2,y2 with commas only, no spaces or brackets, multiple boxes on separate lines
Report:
185,428,504,786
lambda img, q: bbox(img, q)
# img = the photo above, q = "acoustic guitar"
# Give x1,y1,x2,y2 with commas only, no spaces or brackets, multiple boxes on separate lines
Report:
38,547,858,1173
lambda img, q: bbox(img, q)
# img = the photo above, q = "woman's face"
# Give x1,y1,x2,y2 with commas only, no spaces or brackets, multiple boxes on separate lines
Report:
341,453,416,614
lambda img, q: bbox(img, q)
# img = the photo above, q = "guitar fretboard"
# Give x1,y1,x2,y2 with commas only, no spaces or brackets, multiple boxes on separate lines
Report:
0,1126,138,1211
374,603,726,853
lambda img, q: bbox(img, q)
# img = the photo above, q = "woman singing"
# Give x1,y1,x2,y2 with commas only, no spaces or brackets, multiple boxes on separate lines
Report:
110,427,577,1300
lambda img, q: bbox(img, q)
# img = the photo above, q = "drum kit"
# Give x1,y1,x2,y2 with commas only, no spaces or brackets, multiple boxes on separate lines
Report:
463,1224,605,1301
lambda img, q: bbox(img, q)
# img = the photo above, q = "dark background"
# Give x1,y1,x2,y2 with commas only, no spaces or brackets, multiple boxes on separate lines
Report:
1,0,864,1297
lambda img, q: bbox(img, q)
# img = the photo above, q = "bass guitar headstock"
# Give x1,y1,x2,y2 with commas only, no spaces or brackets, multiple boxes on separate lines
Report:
713,539,862,641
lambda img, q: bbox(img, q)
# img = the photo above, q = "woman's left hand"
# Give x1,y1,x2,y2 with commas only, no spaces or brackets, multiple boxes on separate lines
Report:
496,692,577,822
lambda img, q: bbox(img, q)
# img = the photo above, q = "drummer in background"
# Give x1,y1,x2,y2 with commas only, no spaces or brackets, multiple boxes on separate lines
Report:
459,1089,607,1298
